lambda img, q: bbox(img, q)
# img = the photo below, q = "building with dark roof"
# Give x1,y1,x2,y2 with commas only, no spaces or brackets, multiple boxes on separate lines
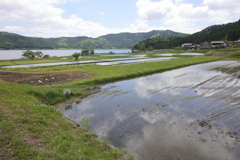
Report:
181,43,192,50
211,41,226,48
200,42,211,50
235,40,240,47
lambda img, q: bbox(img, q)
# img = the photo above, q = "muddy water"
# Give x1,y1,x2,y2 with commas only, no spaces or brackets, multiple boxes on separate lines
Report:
62,61,240,160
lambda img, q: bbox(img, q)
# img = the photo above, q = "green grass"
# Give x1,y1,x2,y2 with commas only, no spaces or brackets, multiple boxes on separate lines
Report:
0,56,226,159
80,116,90,130
0,81,133,159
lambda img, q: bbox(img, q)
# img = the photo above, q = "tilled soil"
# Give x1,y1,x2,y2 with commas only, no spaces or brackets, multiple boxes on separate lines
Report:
0,71,91,85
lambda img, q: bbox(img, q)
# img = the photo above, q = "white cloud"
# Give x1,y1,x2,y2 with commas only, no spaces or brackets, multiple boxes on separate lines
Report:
1,26,26,33
135,0,240,34
99,12,106,15
203,0,240,11
0,0,239,38
0,0,112,37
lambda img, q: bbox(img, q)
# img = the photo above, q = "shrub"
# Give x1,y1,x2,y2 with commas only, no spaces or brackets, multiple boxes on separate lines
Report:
108,51,115,54
75,99,81,104
72,52,80,60
214,45,220,49
43,54,50,59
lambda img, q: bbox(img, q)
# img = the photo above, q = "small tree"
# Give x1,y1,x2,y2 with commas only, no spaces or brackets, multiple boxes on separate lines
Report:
147,46,154,51
43,54,50,59
89,49,95,55
233,45,238,48
174,46,183,51
22,50,34,59
227,41,235,47
34,51,43,58
139,46,146,51
109,51,115,54
214,45,220,49
28,54,35,60
72,52,81,60
81,49,89,55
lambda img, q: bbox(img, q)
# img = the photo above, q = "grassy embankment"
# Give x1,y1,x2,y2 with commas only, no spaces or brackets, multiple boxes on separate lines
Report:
0,56,227,159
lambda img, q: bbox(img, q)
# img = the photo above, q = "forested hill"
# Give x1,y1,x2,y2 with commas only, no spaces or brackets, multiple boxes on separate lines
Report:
99,30,189,49
133,19,240,50
0,32,55,50
0,30,188,50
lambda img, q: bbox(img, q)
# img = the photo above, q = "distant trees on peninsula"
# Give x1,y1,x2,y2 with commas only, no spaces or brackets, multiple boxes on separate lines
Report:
22,50,43,59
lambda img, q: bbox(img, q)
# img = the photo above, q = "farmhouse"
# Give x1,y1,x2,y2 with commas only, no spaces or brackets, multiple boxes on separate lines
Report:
181,43,192,50
200,42,211,50
235,40,240,47
211,41,226,48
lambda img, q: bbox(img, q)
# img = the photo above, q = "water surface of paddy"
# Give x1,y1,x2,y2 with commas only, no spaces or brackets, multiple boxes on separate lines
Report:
179,53,204,55
1,57,138,68
62,60,240,160
157,53,175,56
96,57,178,66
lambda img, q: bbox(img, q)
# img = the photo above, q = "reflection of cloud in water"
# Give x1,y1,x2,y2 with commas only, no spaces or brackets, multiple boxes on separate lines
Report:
139,111,165,125
93,111,126,138
134,68,211,98
139,103,194,125
125,120,238,160
135,61,240,105
63,100,95,124
61,61,240,159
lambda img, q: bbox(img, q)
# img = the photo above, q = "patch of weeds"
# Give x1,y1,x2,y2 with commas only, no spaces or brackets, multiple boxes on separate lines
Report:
27,89,78,105
75,99,81,104
80,116,90,130
228,51,240,58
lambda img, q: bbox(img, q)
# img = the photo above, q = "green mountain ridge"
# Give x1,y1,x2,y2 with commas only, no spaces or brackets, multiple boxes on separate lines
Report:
0,30,189,50
133,19,240,50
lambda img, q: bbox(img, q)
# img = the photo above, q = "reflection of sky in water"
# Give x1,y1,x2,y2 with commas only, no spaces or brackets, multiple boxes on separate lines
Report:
1,57,138,68
157,53,175,56
179,53,204,55
96,57,178,66
62,61,240,160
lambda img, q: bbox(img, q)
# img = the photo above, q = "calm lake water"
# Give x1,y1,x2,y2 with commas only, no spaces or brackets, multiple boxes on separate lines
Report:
62,61,240,160
0,49,131,60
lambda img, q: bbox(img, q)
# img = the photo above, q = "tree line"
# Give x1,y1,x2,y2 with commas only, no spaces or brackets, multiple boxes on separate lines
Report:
72,49,95,60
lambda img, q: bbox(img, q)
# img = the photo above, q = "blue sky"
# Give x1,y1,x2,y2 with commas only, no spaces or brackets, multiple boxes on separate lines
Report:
0,0,239,38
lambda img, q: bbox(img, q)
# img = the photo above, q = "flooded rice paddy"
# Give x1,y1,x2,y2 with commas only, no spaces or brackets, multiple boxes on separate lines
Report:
157,53,175,56
62,61,240,160
1,57,178,68
96,57,178,66
1,57,139,68
157,53,204,56
179,53,204,56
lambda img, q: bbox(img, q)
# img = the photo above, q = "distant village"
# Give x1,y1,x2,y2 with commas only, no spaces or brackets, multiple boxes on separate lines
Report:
182,40,240,50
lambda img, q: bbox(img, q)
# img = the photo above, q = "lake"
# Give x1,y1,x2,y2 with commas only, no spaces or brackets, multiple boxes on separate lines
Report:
62,60,240,160
0,49,132,60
